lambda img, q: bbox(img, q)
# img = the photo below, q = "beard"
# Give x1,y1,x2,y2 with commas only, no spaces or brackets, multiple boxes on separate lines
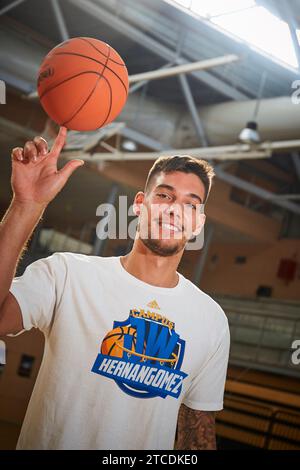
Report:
137,221,186,257
140,237,184,257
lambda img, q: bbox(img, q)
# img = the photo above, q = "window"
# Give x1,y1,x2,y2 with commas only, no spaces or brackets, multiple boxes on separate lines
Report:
172,0,299,69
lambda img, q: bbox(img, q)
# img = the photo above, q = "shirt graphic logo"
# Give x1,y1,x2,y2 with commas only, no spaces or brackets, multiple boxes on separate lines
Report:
91,308,188,399
147,299,160,309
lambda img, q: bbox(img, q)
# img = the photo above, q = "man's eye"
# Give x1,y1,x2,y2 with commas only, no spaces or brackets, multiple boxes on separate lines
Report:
186,203,197,210
157,193,171,199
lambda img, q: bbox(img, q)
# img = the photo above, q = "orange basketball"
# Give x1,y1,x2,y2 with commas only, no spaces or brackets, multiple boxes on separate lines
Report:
37,37,129,131
101,326,137,358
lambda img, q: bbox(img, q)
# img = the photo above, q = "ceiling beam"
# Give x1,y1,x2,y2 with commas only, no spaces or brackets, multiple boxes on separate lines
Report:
214,166,300,215
28,55,239,100
129,55,239,83
67,0,248,101
2,114,298,215
50,0,69,42
291,151,300,181
62,147,271,162
0,0,27,16
120,127,168,151
63,145,300,215
178,73,208,147
129,61,174,94
63,137,300,162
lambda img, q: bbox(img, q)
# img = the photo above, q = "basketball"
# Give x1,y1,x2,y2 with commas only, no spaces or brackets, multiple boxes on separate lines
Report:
101,326,137,358
37,37,129,131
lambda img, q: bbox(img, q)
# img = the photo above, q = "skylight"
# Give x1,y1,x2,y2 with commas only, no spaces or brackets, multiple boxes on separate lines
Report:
172,0,300,69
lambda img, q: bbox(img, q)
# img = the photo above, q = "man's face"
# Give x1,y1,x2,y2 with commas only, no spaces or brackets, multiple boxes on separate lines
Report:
135,171,206,256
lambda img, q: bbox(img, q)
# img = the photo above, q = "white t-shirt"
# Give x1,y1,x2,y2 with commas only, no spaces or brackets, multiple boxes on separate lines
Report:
9,252,230,450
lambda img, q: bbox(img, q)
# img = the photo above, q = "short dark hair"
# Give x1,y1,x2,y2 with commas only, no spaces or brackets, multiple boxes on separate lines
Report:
144,155,215,204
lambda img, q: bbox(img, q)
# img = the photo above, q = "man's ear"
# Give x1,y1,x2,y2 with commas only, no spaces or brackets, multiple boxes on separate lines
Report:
192,214,206,237
133,191,145,216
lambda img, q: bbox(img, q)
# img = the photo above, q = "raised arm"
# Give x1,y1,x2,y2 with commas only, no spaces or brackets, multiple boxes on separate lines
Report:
0,127,84,336
174,403,216,450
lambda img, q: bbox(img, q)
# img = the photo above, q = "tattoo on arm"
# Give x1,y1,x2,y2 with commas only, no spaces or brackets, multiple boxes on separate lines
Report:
174,404,217,450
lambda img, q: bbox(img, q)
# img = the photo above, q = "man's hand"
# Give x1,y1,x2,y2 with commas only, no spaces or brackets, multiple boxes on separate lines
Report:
11,126,84,209
174,404,216,450
0,127,85,335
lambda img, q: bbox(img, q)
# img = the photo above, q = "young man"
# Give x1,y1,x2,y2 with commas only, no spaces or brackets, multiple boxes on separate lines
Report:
0,127,230,450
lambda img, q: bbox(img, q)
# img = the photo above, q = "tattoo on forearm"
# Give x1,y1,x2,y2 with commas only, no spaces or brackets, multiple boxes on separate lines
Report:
174,404,216,450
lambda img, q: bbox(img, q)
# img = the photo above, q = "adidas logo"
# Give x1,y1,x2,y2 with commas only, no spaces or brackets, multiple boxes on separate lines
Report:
147,300,160,309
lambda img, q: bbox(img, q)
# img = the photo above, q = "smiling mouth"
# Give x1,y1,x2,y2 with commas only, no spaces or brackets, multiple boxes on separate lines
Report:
158,221,182,233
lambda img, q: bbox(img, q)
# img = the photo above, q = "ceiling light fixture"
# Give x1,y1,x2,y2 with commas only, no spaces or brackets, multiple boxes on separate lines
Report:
121,139,138,151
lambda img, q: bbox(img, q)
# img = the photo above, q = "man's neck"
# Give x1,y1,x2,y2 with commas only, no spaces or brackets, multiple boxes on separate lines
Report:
120,242,183,288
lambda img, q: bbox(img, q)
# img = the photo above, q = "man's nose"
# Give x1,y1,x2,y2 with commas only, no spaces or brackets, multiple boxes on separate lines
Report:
164,202,183,221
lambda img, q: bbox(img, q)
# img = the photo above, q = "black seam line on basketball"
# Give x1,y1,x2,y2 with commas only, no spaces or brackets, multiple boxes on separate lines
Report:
108,342,116,356
64,46,112,129
91,74,112,130
99,43,113,126
39,70,106,100
62,45,110,126
103,332,125,341
62,74,102,126
107,330,124,355
79,37,125,67
103,328,136,342
78,37,126,66
52,51,128,97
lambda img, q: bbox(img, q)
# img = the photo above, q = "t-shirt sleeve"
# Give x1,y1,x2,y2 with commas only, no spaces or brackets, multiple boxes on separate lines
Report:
8,252,65,337
182,321,230,411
